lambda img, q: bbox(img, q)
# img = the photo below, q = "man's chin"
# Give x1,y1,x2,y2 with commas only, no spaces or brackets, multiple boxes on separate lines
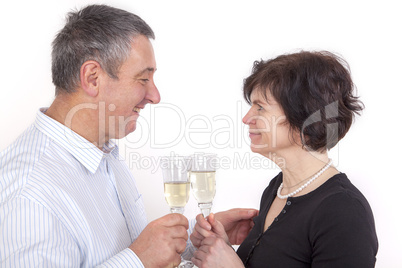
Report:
120,128,136,139
110,126,137,140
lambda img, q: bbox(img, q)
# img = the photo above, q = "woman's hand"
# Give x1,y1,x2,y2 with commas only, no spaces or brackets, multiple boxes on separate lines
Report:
191,236,245,268
190,213,229,248
215,208,258,245
190,209,258,248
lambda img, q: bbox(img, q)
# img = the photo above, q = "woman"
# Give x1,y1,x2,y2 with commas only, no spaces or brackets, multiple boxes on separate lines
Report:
190,51,378,267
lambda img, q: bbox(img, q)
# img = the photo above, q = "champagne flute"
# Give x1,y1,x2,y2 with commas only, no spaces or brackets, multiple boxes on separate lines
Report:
190,153,217,218
160,156,194,268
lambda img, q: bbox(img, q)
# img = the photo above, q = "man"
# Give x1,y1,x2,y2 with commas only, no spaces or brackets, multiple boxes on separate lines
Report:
0,5,257,267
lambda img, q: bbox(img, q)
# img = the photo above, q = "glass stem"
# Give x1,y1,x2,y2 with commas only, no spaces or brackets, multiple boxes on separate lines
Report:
198,203,212,218
170,207,185,214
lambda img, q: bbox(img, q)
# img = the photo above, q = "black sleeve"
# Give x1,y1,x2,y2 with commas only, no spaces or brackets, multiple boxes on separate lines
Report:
309,193,378,268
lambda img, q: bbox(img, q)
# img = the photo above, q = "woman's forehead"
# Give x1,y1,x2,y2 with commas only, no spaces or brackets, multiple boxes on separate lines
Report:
250,88,276,104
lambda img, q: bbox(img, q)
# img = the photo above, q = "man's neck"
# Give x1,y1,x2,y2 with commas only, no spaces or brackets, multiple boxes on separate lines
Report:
45,93,106,149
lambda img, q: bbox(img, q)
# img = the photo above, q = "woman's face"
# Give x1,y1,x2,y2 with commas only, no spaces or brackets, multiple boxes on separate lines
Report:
242,89,297,158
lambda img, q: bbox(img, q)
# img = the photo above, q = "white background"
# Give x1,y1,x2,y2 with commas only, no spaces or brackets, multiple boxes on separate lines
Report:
1,0,401,266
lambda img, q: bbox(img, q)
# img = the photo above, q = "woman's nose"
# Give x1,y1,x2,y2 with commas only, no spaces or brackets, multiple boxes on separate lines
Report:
242,109,255,125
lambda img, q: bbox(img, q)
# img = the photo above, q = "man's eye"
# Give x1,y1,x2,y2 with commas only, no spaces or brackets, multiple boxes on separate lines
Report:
257,105,263,111
141,79,149,83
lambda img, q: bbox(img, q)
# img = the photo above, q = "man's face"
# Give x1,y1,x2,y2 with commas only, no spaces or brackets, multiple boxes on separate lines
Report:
100,35,160,140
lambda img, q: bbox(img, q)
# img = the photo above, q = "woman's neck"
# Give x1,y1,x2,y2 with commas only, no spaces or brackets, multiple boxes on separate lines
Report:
275,150,338,196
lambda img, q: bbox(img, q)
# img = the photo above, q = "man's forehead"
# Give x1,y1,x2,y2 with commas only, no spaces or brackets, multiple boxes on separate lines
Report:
135,67,156,76
125,36,157,75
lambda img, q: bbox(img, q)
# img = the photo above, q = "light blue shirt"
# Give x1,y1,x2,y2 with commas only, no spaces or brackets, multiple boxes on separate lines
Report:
0,108,195,267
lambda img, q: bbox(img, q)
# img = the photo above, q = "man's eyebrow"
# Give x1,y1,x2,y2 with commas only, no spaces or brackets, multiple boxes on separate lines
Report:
134,67,156,77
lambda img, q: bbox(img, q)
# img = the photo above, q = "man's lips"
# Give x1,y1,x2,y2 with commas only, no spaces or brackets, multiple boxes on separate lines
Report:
133,107,142,113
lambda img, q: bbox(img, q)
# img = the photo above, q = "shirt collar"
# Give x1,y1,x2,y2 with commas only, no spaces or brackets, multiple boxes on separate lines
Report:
34,108,119,174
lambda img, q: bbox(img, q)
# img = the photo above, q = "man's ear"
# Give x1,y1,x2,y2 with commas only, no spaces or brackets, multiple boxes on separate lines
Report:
80,60,101,97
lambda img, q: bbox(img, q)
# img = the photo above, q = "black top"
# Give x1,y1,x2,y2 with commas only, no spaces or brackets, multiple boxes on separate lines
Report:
237,173,378,267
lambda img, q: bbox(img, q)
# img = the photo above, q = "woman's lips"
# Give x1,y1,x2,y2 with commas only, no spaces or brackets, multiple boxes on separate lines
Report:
249,132,260,138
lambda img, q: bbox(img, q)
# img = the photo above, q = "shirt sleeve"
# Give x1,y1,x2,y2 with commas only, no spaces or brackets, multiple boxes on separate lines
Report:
96,248,144,268
181,218,197,261
0,197,81,267
310,193,378,267
0,197,147,268
99,218,198,266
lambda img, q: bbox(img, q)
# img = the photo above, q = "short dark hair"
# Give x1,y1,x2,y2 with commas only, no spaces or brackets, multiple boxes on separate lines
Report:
51,4,155,94
243,51,364,152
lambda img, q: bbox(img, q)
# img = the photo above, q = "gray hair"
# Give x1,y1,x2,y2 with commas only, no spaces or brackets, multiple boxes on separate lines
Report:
51,4,155,94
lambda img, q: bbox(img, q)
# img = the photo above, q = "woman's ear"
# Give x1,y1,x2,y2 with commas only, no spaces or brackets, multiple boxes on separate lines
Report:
80,60,101,97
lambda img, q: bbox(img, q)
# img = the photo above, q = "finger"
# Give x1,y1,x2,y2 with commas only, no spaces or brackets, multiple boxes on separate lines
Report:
194,221,215,238
230,208,259,220
191,251,207,268
192,247,209,268
250,218,255,228
196,213,212,230
234,223,251,244
190,229,206,245
173,237,188,254
208,214,224,233
200,237,232,254
207,213,216,225
190,234,201,248
160,213,189,229
191,257,201,268
207,214,229,241
191,228,205,240
200,236,220,247
194,244,210,256
172,254,182,268
169,225,189,240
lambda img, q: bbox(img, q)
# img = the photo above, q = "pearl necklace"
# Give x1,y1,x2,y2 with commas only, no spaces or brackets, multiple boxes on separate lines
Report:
277,159,333,199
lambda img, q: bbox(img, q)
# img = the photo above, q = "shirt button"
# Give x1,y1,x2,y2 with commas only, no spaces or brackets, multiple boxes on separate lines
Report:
274,217,278,222
287,201,292,206
282,209,286,214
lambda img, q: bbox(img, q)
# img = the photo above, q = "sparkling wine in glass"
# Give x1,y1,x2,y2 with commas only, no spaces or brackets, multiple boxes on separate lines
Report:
161,156,194,268
164,180,190,214
190,153,217,218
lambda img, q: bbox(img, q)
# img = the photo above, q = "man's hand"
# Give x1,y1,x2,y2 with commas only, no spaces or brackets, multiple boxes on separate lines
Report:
129,213,189,268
